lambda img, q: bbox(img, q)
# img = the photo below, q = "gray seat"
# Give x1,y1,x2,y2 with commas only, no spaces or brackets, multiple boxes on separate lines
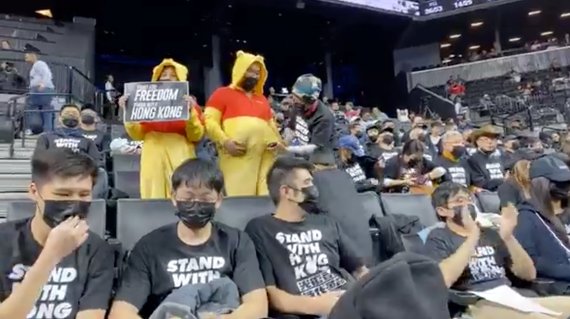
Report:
357,191,384,221
476,191,501,214
112,154,140,172
6,199,106,237
114,171,140,198
380,193,439,227
214,196,274,231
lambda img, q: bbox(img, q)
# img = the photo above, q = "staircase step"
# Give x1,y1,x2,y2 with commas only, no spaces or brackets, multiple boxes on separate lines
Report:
0,174,31,192
0,159,30,174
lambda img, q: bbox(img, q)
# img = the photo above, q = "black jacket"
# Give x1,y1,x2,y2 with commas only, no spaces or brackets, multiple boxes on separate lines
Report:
35,128,102,167
302,101,335,164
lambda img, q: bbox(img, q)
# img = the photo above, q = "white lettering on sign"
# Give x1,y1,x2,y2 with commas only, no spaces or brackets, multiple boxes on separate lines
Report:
134,88,180,102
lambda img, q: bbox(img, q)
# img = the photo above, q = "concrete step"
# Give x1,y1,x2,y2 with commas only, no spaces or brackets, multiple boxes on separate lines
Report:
0,192,29,218
0,148,34,159
0,174,30,192
0,159,30,174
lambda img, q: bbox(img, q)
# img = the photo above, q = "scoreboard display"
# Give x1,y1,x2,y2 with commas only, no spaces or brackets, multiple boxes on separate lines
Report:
421,0,509,16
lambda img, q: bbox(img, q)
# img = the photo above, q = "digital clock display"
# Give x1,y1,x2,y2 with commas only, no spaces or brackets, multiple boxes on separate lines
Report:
420,0,510,16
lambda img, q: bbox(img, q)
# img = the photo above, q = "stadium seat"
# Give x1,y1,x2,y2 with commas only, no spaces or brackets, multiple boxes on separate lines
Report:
116,199,175,251
114,171,140,198
112,154,140,172
476,191,501,214
6,199,107,237
380,193,439,227
214,196,275,231
357,191,384,220
313,169,374,265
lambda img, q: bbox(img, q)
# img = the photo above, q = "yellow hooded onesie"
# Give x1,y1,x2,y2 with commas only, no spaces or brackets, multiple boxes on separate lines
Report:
205,51,282,196
124,59,204,199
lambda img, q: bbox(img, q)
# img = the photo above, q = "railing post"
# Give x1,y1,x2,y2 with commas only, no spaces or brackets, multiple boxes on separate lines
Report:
66,66,73,104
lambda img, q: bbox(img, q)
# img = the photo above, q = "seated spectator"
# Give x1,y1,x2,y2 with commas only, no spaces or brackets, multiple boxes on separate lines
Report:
498,159,532,208
468,125,505,191
383,140,445,194
245,156,368,319
502,135,522,164
0,148,114,319
380,119,401,146
34,104,108,199
366,124,397,163
80,107,110,155
429,121,444,153
425,182,570,318
337,135,379,193
371,106,388,122
435,131,471,187
109,159,267,319
515,156,570,286
402,115,427,143
409,127,435,160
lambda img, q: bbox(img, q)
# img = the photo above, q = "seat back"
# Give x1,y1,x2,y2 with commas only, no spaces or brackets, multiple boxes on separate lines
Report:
380,193,439,227
313,169,374,264
114,171,140,198
476,191,501,214
116,199,175,251
400,233,426,254
112,154,140,172
7,200,107,237
357,191,384,221
214,196,275,230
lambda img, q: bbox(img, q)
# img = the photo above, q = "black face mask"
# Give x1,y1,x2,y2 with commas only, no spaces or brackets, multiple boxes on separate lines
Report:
550,182,570,200
81,114,95,125
42,200,91,228
294,185,320,213
175,201,216,229
62,117,79,128
382,127,394,134
367,133,378,143
240,77,258,92
381,135,394,145
451,146,466,159
451,204,477,227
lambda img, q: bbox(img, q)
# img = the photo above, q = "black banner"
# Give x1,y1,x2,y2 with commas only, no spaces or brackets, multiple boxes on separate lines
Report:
124,81,189,122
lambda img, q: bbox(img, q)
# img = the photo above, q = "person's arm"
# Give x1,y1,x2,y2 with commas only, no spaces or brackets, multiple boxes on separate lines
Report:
266,286,339,316
204,89,229,144
108,243,152,319
184,105,205,143
224,233,268,319
75,243,115,319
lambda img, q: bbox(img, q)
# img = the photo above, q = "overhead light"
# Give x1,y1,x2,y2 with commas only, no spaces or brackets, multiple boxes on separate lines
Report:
469,45,481,50
449,54,456,58
450,34,462,39
509,37,522,42
35,9,53,18
541,31,554,36
471,21,484,27
561,13,570,18
528,10,541,16
442,59,452,64
440,43,451,48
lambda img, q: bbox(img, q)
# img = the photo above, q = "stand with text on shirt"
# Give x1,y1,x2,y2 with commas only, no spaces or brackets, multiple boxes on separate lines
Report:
124,81,189,122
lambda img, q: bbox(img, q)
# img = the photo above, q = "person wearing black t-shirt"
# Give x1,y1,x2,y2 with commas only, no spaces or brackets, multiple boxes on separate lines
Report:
110,159,267,319
337,135,379,193
366,124,398,164
423,183,570,318
467,125,505,191
245,156,368,319
0,148,114,319
80,108,111,155
435,131,471,187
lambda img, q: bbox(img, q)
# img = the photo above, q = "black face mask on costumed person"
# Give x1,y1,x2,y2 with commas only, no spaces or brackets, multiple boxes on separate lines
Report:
176,201,216,229
240,77,258,92
42,200,91,228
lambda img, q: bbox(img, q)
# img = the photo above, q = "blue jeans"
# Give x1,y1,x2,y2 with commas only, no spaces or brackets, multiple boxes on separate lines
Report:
27,86,54,133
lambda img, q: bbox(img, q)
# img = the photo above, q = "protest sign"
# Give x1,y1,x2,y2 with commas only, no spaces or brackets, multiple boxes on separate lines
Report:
124,81,189,122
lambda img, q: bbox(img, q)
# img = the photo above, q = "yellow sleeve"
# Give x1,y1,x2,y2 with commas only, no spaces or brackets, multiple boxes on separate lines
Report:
185,107,204,142
268,118,285,145
124,122,145,141
204,107,228,144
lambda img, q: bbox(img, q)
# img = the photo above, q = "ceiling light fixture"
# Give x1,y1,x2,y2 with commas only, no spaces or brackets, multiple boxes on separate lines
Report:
450,34,462,39
449,54,456,58
528,10,541,16
561,13,570,18
471,21,484,27
442,59,452,64
541,31,554,36
441,43,451,48
469,45,481,50
509,37,521,42
35,9,53,18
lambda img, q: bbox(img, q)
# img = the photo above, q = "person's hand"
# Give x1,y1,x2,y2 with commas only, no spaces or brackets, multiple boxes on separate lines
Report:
223,139,246,156
314,291,343,316
267,142,286,152
118,94,129,110
183,95,196,108
44,216,89,262
471,187,484,193
461,206,480,238
403,177,417,186
499,203,519,240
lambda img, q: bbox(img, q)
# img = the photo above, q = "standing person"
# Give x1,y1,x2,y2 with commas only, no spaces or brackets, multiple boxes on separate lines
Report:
118,58,204,199
204,50,282,196
25,49,55,134
104,74,117,120
288,74,336,168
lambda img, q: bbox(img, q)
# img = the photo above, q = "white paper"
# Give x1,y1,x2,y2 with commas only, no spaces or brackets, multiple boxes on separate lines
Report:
470,285,561,316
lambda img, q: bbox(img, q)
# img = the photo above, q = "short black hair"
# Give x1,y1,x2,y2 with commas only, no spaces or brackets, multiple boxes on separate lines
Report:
402,139,425,156
32,148,98,185
267,156,314,204
81,103,95,111
171,158,224,193
431,181,469,210
60,104,80,114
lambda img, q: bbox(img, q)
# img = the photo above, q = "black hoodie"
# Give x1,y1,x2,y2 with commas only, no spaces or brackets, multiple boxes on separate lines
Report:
34,128,102,167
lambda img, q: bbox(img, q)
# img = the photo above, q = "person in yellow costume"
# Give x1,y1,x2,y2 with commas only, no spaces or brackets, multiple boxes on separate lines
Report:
205,51,282,196
118,59,204,199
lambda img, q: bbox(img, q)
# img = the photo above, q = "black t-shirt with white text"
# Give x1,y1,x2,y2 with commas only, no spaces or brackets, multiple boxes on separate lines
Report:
0,218,114,319
435,155,472,187
81,129,111,154
424,227,512,291
468,150,505,191
383,155,437,193
114,222,265,317
245,214,363,298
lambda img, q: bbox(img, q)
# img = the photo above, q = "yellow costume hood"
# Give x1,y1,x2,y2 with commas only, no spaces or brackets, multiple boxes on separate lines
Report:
230,50,268,95
151,58,188,82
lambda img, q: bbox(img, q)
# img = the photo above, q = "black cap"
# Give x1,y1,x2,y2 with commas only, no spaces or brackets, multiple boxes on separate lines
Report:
530,156,570,182
329,252,450,319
